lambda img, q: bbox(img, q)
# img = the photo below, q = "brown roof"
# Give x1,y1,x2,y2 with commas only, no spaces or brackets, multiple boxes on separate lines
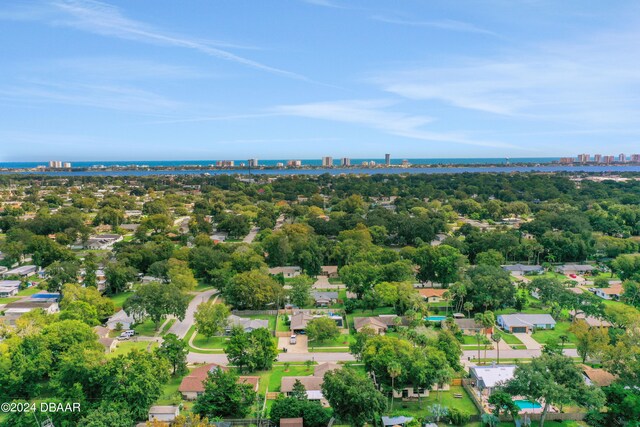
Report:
354,317,388,331
93,326,110,338
570,311,612,328
579,365,617,387
453,318,483,330
598,284,623,295
313,362,341,377
178,364,227,393
281,376,324,392
238,376,260,392
321,265,338,274
98,337,116,349
280,418,304,427
417,289,448,298
290,312,314,330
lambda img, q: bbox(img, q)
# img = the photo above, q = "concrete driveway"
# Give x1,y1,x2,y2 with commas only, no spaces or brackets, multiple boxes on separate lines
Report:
513,333,542,350
167,288,217,339
278,335,308,353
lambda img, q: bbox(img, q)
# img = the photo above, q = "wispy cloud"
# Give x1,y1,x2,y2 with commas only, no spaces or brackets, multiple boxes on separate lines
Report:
271,100,516,148
1,0,307,81
369,28,640,125
371,15,498,36
300,0,345,9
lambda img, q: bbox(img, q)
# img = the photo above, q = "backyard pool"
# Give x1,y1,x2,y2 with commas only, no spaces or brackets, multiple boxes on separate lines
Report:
425,315,447,322
30,293,60,299
513,399,542,410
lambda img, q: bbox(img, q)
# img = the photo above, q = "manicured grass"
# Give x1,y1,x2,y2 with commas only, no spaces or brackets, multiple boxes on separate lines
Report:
155,373,186,405
108,291,133,309
133,319,160,336
161,319,176,335
495,331,524,345
384,386,479,417
17,286,42,297
308,333,355,349
194,282,215,292
192,334,229,349
256,364,314,394
107,340,158,358
0,297,21,304
276,314,290,332
328,277,343,284
531,321,577,347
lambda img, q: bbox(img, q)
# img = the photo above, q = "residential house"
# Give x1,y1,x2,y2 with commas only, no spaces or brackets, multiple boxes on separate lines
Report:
579,365,616,387
178,363,259,400
497,313,556,333
450,318,484,335
594,284,623,301
469,365,517,396
106,310,135,330
354,317,388,335
2,265,37,278
392,386,429,399
210,231,228,243
382,417,414,427
269,266,302,278
0,280,21,297
281,363,341,405
148,406,180,423
74,234,123,250
98,337,118,353
320,265,338,278
501,264,544,277
225,314,269,334
569,310,612,328
417,288,448,303
311,291,338,307
556,264,595,276
289,312,344,333
2,300,59,325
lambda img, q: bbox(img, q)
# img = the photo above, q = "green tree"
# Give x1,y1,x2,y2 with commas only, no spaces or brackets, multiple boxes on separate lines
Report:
225,327,278,373
46,260,80,292
321,368,387,427
306,317,340,348
194,302,231,341
157,333,188,375
570,320,609,363
167,258,198,291
124,282,189,330
475,249,505,267
504,354,605,426
60,283,115,321
222,270,284,310
288,274,314,307
414,244,465,287
488,391,520,424
192,367,256,418
104,262,137,295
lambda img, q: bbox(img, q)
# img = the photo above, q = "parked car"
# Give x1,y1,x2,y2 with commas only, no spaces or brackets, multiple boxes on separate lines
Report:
569,274,577,278
124,329,135,337
118,333,130,340
289,335,297,345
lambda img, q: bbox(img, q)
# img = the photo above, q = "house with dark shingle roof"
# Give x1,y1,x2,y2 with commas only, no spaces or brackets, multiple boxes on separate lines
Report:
497,313,556,333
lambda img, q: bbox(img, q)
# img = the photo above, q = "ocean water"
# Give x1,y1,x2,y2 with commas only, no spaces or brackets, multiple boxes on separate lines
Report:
0,157,558,169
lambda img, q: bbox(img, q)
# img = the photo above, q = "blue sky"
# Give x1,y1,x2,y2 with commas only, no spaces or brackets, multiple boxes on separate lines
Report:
1,0,639,161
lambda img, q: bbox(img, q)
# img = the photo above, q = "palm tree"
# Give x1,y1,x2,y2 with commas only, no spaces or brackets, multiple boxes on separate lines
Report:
474,332,484,363
387,362,402,411
482,311,496,361
464,301,474,318
491,333,501,364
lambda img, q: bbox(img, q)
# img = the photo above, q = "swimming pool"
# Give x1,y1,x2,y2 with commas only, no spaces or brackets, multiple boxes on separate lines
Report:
425,315,447,322
513,399,542,410
31,293,60,299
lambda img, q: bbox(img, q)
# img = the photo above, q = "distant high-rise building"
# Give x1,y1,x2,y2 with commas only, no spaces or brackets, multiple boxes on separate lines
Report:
216,160,234,167
361,161,369,167
619,153,626,163
341,157,351,166
248,158,258,167
370,160,376,166
401,159,410,167
593,154,602,163
48,160,63,168
322,156,333,167
631,154,640,162
63,162,71,168
603,155,614,164
559,157,574,165
287,160,302,167
577,153,590,163
276,162,284,167
385,153,391,166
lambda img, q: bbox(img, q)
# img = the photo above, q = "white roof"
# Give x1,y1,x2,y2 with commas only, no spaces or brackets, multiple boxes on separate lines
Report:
472,365,516,388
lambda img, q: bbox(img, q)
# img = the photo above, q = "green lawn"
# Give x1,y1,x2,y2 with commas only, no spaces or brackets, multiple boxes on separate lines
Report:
133,319,161,336
256,364,314,393
495,331,524,345
531,321,577,347
17,286,42,297
0,296,21,304
109,291,133,309
384,386,479,418
328,277,343,284
308,333,355,350
276,314,290,332
192,334,229,350
155,373,186,405
161,319,176,335
107,340,158,358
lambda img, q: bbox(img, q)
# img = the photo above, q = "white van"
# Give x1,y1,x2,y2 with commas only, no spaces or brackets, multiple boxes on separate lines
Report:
289,335,297,345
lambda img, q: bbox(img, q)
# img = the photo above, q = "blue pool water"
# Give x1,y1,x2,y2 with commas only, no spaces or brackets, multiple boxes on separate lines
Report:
425,316,447,322
31,293,59,299
513,400,542,410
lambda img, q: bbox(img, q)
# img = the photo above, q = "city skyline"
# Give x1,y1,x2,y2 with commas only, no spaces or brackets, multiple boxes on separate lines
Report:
1,1,640,161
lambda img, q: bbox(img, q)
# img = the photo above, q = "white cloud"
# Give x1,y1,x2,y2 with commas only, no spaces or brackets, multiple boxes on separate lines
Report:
371,15,498,36
271,99,516,148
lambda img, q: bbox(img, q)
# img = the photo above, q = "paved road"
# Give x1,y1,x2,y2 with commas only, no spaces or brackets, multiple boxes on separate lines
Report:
168,288,217,339
243,227,260,244
462,348,578,361
187,351,355,364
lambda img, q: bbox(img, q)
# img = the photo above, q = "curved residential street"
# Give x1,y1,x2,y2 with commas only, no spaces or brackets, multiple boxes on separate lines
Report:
168,288,217,339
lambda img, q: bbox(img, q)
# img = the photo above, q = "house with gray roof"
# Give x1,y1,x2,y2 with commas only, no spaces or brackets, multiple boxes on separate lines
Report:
311,291,338,307
501,264,543,276
556,264,595,275
225,314,269,334
497,313,556,333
